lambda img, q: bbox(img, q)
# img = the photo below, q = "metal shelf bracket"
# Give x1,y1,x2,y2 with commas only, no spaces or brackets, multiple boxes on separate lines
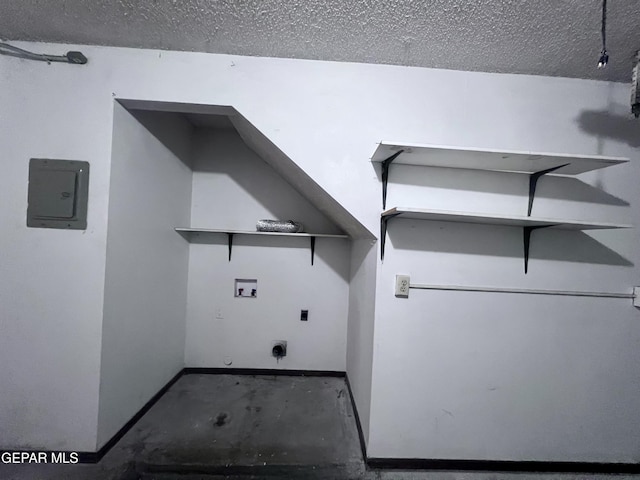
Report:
227,233,234,261
528,163,570,216
380,213,401,261
381,150,404,210
523,225,555,273
310,236,316,265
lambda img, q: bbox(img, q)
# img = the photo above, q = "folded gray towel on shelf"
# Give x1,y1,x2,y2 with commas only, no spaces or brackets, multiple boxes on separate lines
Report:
256,219,304,233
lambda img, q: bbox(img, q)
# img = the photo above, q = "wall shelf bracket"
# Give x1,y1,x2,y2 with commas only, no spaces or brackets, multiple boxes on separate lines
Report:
227,233,234,261
380,213,402,261
381,150,404,209
310,236,316,265
523,225,555,273
528,163,570,216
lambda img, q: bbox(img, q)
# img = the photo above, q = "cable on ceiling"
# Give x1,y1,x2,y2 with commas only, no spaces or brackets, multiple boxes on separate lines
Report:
0,42,87,64
597,0,608,68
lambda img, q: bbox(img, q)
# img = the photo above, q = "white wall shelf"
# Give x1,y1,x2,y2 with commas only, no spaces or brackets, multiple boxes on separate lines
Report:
175,228,348,265
380,207,632,272
381,208,631,230
371,142,628,174
371,141,628,214
373,142,630,273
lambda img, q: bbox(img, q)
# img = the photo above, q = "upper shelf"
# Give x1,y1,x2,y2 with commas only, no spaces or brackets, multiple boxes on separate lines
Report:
175,228,348,241
371,142,628,175
381,208,633,230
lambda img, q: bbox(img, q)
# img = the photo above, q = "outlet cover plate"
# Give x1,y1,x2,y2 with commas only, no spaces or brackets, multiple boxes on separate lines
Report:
395,275,410,298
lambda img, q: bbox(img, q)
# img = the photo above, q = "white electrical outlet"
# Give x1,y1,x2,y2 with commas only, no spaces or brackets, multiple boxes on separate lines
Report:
395,275,410,298
634,287,640,308
215,308,224,319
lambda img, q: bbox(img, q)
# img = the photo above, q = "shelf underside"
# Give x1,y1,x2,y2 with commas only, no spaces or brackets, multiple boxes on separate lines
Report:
382,208,632,230
175,228,348,265
176,228,348,241
371,142,628,175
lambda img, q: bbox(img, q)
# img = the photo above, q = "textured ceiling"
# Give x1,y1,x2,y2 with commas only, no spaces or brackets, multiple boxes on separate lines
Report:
1,0,639,82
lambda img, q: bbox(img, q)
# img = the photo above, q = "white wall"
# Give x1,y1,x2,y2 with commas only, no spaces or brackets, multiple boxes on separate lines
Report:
185,128,350,370
370,214,640,462
346,239,378,448
370,284,640,462
1,42,638,459
97,105,193,448
368,115,639,461
0,54,114,451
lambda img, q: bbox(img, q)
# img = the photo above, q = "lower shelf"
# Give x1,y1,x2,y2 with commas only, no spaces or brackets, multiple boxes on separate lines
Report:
380,208,632,273
381,207,632,230
175,228,349,265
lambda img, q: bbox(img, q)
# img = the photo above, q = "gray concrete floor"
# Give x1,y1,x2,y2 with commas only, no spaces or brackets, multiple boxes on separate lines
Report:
134,373,363,477
1,373,639,480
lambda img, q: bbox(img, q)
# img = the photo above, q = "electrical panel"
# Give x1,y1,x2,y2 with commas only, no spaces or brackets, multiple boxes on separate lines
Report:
27,159,90,230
